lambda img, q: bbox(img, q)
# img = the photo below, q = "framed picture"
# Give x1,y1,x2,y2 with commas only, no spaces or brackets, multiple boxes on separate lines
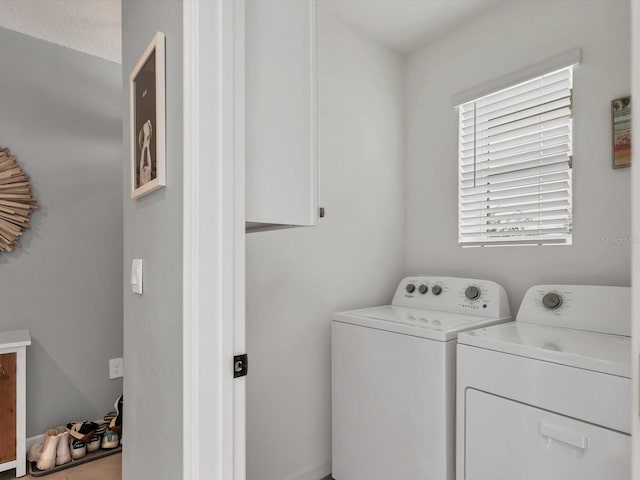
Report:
130,32,166,199
612,96,631,169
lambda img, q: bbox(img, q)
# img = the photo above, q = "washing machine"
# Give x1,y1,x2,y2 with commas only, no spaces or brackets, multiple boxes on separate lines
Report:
456,284,631,480
331,276,511,480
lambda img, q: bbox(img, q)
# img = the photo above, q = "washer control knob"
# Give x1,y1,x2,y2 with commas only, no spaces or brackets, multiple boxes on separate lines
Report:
542,293,563,310
406,284,416,294
465,286,481,300
432,285,442,295
418,284,428,294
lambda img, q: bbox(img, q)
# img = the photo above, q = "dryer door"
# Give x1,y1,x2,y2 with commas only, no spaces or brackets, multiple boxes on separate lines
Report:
463,389,630,480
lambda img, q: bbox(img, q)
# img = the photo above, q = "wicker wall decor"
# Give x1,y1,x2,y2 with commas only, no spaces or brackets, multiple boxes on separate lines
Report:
0,147,38,252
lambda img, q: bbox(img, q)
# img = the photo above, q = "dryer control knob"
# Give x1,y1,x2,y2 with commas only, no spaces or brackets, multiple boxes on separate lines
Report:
465,286,481,300
432,285,442,295
542,293,563,309
418,284,428,294
406,284,416,294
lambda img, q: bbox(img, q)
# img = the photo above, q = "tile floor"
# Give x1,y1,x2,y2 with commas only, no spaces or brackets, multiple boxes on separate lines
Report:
0,454,121,480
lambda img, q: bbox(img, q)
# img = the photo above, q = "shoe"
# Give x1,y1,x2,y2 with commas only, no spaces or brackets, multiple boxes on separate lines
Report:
110,395,123,434
66,421,97,460
55,426,71,466
101,428,119,449
88,420,108,452
27,442,43,463
87,430,102,453
66,421,98,442
103,411,116,425
28,426,69,465
70,438,86,460
95,420,108,437
36,429,60,471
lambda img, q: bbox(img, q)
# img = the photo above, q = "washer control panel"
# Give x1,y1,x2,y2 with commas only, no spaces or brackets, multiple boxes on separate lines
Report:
517,284,630,336
392,276,510,319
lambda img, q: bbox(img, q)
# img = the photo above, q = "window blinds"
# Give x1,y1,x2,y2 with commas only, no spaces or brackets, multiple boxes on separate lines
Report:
458,67,573,246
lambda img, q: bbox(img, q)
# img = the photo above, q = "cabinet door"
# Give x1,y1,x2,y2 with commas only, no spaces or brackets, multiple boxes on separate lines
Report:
0,353,16,464
245,0,318,230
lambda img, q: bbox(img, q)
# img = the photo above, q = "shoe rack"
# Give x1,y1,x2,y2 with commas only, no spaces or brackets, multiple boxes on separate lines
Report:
0,330,30,478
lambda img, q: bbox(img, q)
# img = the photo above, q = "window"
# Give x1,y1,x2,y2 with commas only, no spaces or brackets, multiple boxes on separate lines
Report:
458,66,573,247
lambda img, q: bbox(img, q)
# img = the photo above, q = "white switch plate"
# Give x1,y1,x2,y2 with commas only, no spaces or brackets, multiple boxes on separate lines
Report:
130,259,143,294
109,358,124,379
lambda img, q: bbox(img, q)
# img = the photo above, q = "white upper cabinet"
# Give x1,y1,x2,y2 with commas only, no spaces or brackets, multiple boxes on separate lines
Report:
244,0,318,232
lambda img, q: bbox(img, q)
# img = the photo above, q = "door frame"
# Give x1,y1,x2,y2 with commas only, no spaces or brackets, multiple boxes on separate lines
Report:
632,1,639,477
183,1,246,479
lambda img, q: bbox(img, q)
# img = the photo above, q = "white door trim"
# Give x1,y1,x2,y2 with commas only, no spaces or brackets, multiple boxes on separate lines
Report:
632,1,640,477
232,1,247,478
183,1,245,479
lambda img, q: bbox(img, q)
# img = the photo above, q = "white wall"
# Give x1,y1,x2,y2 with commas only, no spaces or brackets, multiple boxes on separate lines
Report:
246,10,405,480
405,0,631,315
121,1,183,479
0,26,122,437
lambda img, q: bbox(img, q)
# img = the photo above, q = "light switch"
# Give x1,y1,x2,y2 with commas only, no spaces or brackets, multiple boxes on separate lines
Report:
130,259,143,294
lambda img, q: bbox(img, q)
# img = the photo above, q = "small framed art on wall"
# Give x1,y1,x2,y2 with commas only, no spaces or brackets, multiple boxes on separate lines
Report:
130,32,166,199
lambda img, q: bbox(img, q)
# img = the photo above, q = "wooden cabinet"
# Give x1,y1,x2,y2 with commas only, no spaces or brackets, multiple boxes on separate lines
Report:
244,0,319,232
0,353,17,465
0,330,30,478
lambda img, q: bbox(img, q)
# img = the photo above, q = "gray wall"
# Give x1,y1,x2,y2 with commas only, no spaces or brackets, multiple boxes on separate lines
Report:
0,27,123,436
405,0,631,315
121,1,183,479
246,11,406,480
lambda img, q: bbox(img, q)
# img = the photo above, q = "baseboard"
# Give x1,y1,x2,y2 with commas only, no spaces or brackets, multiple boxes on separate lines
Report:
281,461,331,480
26,434,45,450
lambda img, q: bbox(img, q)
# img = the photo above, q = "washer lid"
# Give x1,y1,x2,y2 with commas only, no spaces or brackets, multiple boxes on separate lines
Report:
459,322,630,378
332,305,510,341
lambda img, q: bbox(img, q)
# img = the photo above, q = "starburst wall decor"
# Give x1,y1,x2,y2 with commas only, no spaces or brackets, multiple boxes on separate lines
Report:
0,147,38,252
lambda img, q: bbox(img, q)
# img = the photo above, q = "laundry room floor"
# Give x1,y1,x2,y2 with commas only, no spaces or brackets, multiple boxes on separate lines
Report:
0,454,121,480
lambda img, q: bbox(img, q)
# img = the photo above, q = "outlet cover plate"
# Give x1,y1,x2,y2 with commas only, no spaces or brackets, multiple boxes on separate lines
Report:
109,358,124,379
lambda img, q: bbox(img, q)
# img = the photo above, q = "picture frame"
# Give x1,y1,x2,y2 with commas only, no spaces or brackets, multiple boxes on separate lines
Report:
611,96,631,169
130,32,166,199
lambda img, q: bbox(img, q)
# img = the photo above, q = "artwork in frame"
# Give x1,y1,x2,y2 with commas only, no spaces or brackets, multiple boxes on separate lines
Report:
130,32,166,199
612,96,631,169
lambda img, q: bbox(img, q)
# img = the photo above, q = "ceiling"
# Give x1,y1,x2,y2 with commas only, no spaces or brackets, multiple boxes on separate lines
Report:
0,0,121,63
319,0,511,54
0,0,509,63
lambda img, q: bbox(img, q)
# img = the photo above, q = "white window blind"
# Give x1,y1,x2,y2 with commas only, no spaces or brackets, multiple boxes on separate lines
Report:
458,67,573,247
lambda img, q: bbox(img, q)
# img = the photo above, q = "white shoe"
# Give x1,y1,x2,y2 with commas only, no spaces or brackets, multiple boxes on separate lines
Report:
87,432,101,453
55,427,71,466
70,438,86,460
27,442,43,463
101,428,119,449
36,429,60,471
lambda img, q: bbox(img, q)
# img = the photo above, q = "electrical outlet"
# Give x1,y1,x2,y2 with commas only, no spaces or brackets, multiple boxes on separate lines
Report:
109,358,124,379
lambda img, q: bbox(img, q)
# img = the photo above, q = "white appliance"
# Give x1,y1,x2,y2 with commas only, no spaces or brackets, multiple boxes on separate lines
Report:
456,284,631,480
332,276,511,480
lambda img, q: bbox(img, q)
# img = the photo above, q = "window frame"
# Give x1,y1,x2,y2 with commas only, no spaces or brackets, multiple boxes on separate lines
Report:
457,66,575,247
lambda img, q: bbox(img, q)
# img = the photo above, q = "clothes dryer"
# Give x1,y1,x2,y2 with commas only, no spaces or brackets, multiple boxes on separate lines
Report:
456,284,631,480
